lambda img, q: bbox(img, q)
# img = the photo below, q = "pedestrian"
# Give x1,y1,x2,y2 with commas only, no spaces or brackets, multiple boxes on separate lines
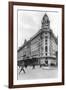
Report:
32,64,35,69
19,65,26,74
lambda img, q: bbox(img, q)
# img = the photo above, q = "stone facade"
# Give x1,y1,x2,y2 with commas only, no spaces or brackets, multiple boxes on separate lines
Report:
18,14,58,66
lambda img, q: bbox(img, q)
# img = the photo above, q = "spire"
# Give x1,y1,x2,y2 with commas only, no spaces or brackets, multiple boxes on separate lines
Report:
41,13,50,29
42,13,50,24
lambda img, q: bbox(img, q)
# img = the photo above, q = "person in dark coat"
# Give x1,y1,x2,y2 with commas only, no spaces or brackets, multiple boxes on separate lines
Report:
19,62,26,74
19,66,25,74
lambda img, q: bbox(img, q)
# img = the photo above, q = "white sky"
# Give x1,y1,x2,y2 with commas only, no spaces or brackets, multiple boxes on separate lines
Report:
18,10,59,48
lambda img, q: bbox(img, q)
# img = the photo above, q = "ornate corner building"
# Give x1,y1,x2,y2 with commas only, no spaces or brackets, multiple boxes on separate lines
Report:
18,14,58,67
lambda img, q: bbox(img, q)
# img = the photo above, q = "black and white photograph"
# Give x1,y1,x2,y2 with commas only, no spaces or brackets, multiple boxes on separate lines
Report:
17,11,58,80
9,2,64,88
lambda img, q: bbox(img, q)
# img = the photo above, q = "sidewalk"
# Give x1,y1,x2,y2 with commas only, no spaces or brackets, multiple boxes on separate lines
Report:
17,66,58,80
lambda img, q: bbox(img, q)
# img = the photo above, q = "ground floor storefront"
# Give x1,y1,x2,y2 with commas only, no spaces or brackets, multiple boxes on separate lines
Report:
18,56,57,68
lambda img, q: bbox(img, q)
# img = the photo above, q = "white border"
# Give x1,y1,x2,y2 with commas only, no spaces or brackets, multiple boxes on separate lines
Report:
13,5,62,85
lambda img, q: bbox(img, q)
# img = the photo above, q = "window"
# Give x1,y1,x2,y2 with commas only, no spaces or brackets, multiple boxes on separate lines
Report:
45,36,48,45
41,47,43,50
45,32,47,34
45,46,48,52
45,42,47,44
45,39,47,42
40,35,43,39
45,36,48,38
41,53,43,56
45,53,47,55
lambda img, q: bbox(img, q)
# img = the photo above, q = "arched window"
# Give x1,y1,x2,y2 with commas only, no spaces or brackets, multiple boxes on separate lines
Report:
45,46,48,52
45,53,47,55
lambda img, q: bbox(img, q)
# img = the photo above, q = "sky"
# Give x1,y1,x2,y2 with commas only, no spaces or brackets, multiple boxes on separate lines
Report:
18,10,59,48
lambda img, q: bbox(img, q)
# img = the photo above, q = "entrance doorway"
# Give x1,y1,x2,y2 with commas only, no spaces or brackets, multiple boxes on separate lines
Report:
45,58,48,66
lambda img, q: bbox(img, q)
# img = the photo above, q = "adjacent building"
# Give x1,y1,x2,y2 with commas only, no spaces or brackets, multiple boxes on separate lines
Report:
17,13,58,67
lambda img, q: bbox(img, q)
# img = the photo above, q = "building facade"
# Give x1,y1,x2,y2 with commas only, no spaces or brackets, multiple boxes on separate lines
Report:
18,14,58,67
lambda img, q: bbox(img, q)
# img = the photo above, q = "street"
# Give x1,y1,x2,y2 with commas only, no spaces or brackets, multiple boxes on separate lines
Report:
17,66,58,80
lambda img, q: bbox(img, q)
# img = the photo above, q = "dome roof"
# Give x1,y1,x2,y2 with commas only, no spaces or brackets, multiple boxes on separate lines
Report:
42,13,50,23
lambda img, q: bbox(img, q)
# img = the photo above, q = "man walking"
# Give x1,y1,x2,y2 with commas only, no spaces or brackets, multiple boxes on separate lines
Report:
19,66,26,74
19,62,26,74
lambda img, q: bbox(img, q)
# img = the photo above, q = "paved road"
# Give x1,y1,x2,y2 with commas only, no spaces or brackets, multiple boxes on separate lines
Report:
17,66,58,80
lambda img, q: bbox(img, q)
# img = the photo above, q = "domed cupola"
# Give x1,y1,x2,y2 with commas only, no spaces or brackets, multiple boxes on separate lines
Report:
41,13,50,29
